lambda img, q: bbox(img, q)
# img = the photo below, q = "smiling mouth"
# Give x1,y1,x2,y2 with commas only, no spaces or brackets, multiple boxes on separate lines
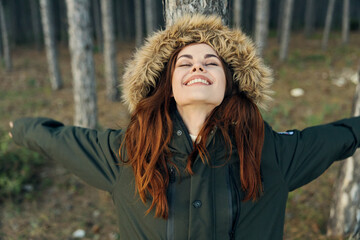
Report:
185,78,211,86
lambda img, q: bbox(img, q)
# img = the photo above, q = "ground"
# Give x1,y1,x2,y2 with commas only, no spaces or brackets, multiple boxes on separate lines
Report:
0,31,359,239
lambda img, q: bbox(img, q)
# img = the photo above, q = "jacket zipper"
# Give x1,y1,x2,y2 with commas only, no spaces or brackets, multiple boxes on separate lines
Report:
227,165,241,240
226,166,234,239
167,166,176,240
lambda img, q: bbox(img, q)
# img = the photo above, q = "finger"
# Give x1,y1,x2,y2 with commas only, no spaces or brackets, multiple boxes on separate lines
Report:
9,132,12,138
9,121,13,128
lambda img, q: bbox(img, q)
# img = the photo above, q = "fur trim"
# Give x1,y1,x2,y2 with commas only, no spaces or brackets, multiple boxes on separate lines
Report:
121,14,273,113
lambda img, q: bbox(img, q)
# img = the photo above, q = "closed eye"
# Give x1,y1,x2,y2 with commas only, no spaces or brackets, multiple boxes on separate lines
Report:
178,63,192,67
205,62,219,66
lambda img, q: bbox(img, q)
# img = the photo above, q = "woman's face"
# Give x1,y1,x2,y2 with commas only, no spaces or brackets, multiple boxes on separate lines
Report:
172,43,226,110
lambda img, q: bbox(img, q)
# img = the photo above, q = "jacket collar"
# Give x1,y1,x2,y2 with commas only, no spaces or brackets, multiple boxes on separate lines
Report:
169,100,217,157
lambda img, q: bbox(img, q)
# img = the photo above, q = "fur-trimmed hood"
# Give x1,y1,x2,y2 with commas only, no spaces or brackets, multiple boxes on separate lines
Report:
121,14,273,113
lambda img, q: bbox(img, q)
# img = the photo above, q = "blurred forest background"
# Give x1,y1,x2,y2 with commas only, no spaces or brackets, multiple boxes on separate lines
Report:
0,0,360,239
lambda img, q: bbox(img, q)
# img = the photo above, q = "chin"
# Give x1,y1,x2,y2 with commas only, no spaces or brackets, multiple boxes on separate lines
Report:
174,93,224,107
179,99,222,107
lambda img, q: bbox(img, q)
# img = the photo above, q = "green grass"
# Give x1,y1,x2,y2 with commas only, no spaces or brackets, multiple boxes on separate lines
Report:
0,130,45,202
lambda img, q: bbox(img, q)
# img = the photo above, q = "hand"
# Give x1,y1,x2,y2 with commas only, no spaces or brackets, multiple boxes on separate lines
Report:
9,121,13,138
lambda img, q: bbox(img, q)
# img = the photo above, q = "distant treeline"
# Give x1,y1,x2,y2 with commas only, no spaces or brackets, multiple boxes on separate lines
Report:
0,0,359,45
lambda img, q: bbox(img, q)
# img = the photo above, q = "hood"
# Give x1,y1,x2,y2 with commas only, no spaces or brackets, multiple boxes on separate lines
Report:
121,14,273,113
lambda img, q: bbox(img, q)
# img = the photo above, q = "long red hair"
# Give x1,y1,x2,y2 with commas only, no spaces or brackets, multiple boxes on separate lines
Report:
120,46,264,219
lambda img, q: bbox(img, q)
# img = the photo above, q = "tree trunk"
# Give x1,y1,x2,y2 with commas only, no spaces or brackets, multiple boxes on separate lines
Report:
304,0,314,38
163,0,229,27
321,0,335,50
30,0,42,50
341,0,349,45
145,0,155,36
52,1,61,43
92,0,102,52
279,0,294,62
8,0,17,45
40,0,62,90
134,0,143,46
0,21,2,58
358,7,360,33
255,0,269,56
0,0,11,71
58,0,68,45
66,0,97,129
152,0,158,31
233,0,242,28
327,67,360,239
277,0,285,43
101,0,119,101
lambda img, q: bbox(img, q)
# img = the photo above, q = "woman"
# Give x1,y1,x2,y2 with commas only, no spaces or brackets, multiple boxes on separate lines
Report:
9,14,360,239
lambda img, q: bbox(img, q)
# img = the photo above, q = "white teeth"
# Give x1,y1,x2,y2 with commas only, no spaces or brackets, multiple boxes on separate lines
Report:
186,78,210,85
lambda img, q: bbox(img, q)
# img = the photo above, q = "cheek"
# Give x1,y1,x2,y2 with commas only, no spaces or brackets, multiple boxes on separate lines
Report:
172,69,185,87
172,70,180,85
171,74,180,97
218,72,226,91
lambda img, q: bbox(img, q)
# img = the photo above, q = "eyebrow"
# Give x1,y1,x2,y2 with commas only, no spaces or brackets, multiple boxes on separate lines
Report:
204,54,220,59
177,54,220,60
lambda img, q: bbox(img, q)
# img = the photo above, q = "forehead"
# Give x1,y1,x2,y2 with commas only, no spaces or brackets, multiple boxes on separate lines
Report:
177,43,218,57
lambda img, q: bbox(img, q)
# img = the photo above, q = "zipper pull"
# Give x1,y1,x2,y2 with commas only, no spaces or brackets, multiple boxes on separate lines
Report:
169,167,176,183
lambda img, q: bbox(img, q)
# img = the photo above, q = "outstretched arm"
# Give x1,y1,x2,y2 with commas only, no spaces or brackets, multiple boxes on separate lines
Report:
268,117,360,191
9,117,124,193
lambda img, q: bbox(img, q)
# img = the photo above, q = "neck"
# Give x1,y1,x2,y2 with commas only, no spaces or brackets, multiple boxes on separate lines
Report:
176,104,214,136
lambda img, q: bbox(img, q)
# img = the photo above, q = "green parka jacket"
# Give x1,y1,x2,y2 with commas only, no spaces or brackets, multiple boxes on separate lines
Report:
11,113,360,240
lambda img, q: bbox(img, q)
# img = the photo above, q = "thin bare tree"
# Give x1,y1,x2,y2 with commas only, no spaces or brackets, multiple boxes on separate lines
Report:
0,23,2,58
277,0,285,43
30,0,42,50
304,0,314,38
40,0,63,90
327,66,360,239
255,0,269,56
322,0,336,50
233,0,242,29
66,0,97,129
279,0,294,61
163,0,229,26
58,0,68,45
101,0,119,101
342,0,350,44
134,0,143,47
92,0,103,52
0,0,12,71
145,0,156,36
358,8,360,33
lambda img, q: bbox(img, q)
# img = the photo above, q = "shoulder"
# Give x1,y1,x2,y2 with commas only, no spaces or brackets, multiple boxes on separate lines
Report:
98,128,126,158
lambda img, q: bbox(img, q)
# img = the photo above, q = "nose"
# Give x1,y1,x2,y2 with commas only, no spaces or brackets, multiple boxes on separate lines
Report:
191,63,205,73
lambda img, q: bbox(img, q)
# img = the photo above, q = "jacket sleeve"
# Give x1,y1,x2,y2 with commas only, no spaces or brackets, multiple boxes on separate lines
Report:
11,117,124,193
269,117,360,191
